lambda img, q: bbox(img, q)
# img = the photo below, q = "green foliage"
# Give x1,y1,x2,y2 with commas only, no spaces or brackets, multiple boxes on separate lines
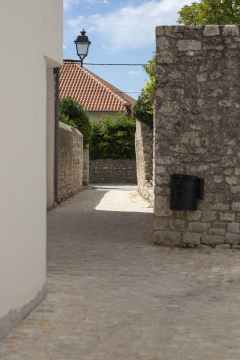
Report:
177,0,240,25
132,92,153,129
59,96,92,148
142,52,156,107
90,113,136,160
132,52,155,129
59,111,77,128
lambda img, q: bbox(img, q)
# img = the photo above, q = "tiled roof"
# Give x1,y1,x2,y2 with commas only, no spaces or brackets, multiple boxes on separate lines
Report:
59,60,137,112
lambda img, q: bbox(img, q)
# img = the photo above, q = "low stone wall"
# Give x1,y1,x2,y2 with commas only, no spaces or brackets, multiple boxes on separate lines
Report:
83,146,89,186
89,159,137,184
59,122,83,201
135,120,154,205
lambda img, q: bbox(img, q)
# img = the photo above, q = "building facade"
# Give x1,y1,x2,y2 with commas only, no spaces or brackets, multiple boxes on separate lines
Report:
0,0,63,339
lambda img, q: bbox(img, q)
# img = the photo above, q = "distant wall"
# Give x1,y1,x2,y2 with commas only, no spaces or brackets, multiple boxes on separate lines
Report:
59,122,83,201
89,159,137,183
135,120,154,205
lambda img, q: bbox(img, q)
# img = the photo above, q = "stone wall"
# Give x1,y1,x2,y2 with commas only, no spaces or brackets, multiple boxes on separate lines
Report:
154,25,240,249
59,122,83,201
135,120,154,205
89,159,137,184
83,146,89,186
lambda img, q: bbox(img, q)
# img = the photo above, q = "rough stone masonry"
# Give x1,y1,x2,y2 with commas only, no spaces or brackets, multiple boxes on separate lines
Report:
58,122,83,201
154,25,240,248
135,120,154,206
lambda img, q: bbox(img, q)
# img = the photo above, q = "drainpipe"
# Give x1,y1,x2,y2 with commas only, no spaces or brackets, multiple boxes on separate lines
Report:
54,67,61,204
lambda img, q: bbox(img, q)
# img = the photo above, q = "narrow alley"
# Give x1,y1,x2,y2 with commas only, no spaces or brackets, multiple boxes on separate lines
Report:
1,185,240,359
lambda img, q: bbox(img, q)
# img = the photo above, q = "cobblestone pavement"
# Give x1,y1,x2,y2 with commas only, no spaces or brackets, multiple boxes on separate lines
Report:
1,185,240,359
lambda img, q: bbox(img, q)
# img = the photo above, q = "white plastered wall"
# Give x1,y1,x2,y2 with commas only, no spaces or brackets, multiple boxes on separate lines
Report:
46,69,56,211
0,0,62,325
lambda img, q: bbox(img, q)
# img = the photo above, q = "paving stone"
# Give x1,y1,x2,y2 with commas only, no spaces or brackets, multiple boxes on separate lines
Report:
1,185,240,359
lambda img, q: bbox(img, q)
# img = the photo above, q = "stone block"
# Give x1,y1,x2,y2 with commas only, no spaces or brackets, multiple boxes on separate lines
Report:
177,40,201,51
187,164,209,173
170,145,187,153
216,244,231,249
223,25,239,36
188,222,209,233
211,203,230,211
227,222,239,234
203,25,220,37
225,176,238,185
220,212,235,221
156,26,164,36
157,51,174,64
170,218,186,232
208,227,225,236
202,211,217,222
221,157,236,167
159,101,173,113
213,221,228,229
176,211,184,218
180,132,197,144
154,218,167,230
155,175,169,185
155,156,173,165
164,26,173,35
232,202,240,211
186,211,202,221
197,74,207,82
154,230,182,247
201,235,224,245
214,176,223,183
182,233,201,245
156,36,169,50
154,196,172,217
230,186,240,194
225,233,239,244
223,169,233,175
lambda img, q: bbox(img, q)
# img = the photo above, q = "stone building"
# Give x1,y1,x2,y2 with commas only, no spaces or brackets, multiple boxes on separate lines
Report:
154,25,240,249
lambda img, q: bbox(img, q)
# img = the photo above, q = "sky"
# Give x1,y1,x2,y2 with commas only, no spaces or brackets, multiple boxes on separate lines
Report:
63,0,193,101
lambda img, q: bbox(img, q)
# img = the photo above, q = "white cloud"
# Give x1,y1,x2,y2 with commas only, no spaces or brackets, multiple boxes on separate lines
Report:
64,0,77,9
63,45,67,50
128,70,142,76
64,0,108,9
64,0,70,8
85,0,110,3
66,0,193,50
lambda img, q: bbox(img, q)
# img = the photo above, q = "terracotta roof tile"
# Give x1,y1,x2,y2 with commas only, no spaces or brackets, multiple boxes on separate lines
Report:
59,60,137,112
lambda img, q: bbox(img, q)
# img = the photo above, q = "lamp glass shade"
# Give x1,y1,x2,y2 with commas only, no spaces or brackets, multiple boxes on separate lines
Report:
76,43,89,56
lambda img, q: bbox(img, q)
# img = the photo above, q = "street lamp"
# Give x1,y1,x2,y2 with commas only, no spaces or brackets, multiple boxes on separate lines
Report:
74,29,91,66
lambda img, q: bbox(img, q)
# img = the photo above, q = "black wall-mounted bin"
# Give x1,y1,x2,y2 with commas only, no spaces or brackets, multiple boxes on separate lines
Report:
170,174,204,211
